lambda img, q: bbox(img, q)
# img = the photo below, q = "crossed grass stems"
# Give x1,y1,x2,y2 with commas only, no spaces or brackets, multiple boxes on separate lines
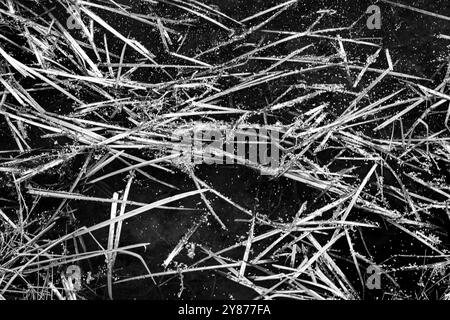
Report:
0,0,449,300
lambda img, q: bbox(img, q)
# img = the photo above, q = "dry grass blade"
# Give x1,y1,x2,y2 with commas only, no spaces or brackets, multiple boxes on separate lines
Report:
107,192,119,300
382,0,450,22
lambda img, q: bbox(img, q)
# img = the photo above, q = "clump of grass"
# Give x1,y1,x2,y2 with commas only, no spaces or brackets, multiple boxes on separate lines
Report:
0,0,449,300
